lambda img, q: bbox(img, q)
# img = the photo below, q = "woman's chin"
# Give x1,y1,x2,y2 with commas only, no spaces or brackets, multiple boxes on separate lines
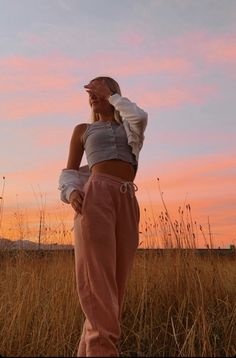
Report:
92,105,100,113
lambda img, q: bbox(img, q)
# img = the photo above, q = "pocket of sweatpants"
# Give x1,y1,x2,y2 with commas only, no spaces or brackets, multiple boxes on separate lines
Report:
74,180,92,220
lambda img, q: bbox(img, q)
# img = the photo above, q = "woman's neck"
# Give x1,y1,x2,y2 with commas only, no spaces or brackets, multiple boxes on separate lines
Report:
98,113,115,122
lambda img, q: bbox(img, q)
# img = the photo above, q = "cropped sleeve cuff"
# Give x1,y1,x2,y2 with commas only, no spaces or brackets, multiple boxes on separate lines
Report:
58,165,91,204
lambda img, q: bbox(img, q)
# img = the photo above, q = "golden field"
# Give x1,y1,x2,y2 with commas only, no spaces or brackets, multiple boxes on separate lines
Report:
0,178,235,357
0,249,235,357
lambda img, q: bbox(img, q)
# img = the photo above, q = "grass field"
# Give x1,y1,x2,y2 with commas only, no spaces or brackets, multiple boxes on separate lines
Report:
0,249,235,357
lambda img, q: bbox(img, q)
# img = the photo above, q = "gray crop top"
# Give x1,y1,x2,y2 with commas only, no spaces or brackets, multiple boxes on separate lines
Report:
82,120,138,173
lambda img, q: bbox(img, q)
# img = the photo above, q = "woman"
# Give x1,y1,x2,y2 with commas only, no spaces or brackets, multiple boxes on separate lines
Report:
58,76,148,357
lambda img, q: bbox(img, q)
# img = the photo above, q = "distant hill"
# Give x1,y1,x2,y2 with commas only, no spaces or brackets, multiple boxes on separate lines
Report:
0,237,235,256
0,237,73,251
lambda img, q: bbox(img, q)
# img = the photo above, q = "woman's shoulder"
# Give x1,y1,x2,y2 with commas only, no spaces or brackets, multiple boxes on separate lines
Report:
74,122,90,131
72,123,90,145
75,122,93,147
73,122,90,135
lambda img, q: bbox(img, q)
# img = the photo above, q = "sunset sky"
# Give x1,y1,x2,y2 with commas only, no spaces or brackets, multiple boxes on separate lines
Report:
0,0,236,248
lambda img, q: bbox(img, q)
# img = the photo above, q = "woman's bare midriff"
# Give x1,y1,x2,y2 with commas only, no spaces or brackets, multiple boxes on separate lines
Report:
91,160,135,182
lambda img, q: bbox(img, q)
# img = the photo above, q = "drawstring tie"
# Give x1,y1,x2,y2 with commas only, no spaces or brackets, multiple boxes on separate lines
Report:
120,182,138,198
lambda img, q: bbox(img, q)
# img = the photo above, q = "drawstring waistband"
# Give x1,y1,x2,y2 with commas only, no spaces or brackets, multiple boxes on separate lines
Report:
119,182,138,198
87,172,138,198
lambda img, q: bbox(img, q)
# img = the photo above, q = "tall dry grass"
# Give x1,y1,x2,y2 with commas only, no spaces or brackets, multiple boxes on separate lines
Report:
0,249,235,357
0,176,235,356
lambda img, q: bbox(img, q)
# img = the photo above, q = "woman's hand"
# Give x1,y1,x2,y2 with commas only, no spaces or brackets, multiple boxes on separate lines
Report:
84,79,113,100
69,189,85,214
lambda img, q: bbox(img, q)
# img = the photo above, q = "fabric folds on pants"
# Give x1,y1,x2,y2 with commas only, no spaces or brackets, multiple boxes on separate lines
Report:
73,172,140,357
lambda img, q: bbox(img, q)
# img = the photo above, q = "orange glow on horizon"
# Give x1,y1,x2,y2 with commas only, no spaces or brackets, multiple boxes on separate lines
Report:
1,194,235,249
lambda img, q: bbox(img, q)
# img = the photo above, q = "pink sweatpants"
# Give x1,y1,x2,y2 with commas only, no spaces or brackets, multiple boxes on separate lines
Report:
73,172,140,357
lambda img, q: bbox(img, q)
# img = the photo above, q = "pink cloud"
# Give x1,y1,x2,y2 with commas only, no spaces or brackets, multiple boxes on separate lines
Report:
171,31,236,65
139,153,236,191
0,55,80,94
0,53,196,120
5,160,65,184
3,157,87,205
0,55,89,120
2,160,68,210
0,36,232,122
100,55,192,77
119,32,145,46
0,72,76,93
201,34,236,64
0,53,191,91
116,30,236,79
24,34,49,47
0,93,88,120
155,130,235,146
135,153,236,224
135,84,218,108
34,126,72,147
0,56,80,73
16,122,88,148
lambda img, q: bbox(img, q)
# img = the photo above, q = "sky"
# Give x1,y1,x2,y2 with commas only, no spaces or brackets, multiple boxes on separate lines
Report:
0,0,236,248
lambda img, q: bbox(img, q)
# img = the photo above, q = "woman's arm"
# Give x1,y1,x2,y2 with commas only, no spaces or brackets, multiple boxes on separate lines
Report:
108,93,148,134
58,124,89,205
66,123,87,169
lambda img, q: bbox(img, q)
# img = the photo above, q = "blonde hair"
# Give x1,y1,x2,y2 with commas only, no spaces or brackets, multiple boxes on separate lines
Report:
89,76,123,124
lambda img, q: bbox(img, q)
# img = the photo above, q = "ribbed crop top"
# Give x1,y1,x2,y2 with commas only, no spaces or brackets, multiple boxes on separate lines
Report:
82,120,138,173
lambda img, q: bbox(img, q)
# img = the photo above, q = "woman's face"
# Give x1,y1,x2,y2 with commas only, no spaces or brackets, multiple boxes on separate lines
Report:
88,87,102,112
86,79,113,114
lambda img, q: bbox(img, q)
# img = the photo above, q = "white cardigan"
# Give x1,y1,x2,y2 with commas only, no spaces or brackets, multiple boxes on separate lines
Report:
58,94,148,203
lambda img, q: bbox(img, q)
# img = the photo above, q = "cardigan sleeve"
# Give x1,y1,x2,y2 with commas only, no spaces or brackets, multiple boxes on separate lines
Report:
108,93,148,136
58,165,91,204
